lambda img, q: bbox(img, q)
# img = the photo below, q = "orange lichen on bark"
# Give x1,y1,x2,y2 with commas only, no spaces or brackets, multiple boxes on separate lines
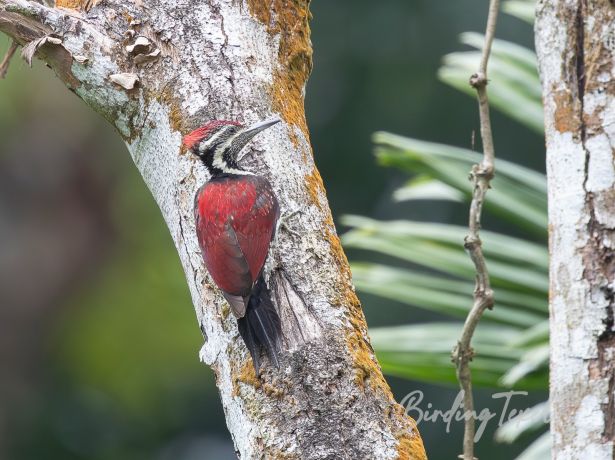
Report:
323,215,392,395
262,382,284,398
552,86,607,137
343,289,391,395
323,206,426,456
247,0,313,144
232,359,262,397
304,167,325,210
396,429,428,460
325,227,352,280
169,105,184,133
155,87,185,134
315,179,393,395
56,0,98,11
553,89,580,133
55,0,83,9
342,281,426,458
262,446,299,460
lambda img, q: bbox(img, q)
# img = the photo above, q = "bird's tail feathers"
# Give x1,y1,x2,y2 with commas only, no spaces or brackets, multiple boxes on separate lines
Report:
237,276,282,373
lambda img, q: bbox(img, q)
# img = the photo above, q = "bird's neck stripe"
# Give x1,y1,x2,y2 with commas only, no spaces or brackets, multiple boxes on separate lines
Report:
196,125,255,176
211,128,254,176
198,125,230,155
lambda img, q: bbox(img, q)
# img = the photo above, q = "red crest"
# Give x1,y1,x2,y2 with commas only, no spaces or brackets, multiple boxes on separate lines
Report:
183,120,242,150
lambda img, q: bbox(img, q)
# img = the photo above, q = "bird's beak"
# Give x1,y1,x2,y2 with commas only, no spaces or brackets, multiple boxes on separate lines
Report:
242,118,281,140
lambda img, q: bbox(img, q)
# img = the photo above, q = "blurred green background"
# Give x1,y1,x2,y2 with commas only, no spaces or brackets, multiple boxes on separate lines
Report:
0,1,545,459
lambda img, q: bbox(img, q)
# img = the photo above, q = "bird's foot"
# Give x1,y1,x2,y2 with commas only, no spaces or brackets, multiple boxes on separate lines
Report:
277,208,301,238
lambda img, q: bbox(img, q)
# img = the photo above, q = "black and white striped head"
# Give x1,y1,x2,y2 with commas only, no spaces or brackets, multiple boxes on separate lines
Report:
183,118,280,176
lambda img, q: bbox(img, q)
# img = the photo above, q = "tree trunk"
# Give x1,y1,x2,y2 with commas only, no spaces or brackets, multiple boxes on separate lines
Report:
0,1,426,458
535,1,615,458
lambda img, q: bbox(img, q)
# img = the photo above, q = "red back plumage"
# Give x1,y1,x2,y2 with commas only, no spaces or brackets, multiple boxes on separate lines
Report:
194,175,279,297
183,120,242,150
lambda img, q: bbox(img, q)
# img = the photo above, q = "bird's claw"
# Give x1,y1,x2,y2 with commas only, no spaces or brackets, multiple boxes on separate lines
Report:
278,208,301,238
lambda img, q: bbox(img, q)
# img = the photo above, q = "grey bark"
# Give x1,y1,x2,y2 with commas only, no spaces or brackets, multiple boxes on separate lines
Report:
535,1,615,458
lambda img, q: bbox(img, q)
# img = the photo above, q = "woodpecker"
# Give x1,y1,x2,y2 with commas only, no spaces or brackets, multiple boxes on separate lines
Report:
184,118,282,372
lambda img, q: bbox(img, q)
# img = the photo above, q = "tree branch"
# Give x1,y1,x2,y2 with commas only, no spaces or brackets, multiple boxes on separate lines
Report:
451,1,499,459
0,39,16,78
0,1,426,458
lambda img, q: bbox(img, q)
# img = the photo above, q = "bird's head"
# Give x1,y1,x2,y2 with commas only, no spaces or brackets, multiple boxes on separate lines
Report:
183,118,280,175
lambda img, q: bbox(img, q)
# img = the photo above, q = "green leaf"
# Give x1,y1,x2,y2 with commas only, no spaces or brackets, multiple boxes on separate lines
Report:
371,324,547,389
372,133,548,235
343,229,548,293
351,262,546,314
438,32,542,133
515,432,551,460
495,402,549,443
507,320,549,347
504,0,536,24
500,344,549,386
342,216,548,270
461,32,537,73
440,49,539,101
379,353,509,387
394,176,464,202
374,132,546,193
351,263,544,327
373,323,515,388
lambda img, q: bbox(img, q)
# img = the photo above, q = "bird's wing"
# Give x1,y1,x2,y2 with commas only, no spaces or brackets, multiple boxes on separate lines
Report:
232,177,280,280
198,214,252,317
223,292,249,319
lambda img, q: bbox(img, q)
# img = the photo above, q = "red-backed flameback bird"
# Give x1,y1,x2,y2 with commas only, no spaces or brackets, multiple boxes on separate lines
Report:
183,118,282,373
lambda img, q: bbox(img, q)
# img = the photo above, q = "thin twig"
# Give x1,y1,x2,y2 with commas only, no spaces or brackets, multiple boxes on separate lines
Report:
0,40,18,79
451,0,499,459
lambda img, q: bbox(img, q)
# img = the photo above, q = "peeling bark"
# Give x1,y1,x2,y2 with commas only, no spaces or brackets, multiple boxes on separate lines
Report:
0,1,426,458
535,1,615,458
